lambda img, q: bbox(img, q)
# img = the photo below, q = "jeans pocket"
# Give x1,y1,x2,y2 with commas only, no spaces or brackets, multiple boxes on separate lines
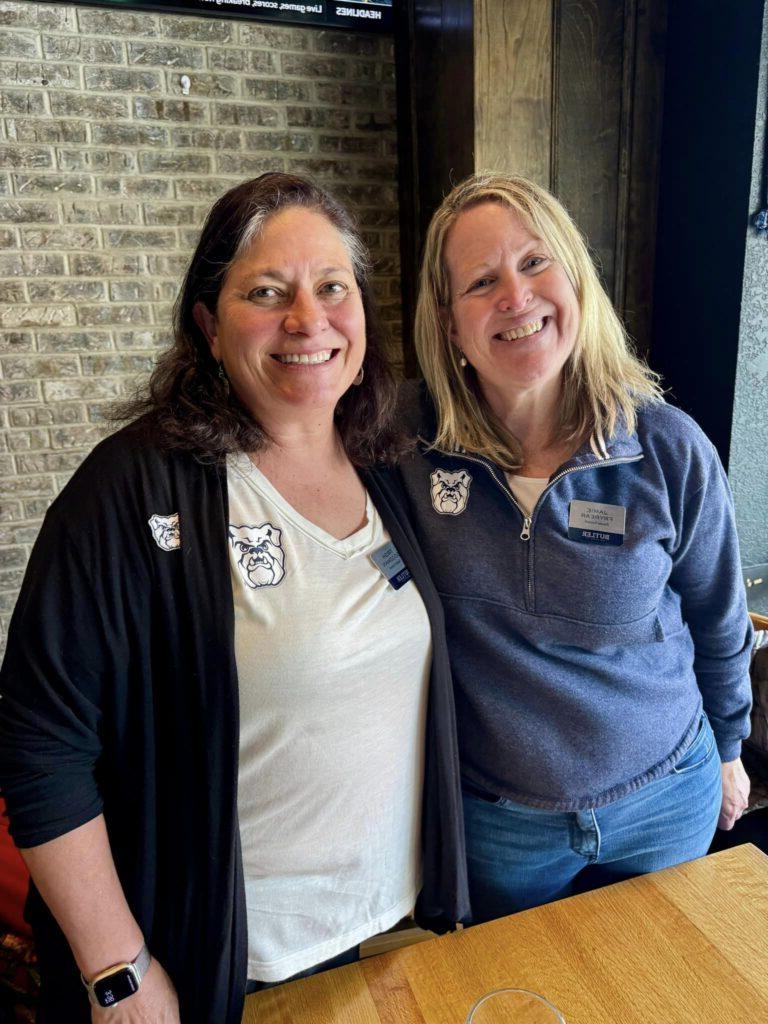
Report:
671,715,716,775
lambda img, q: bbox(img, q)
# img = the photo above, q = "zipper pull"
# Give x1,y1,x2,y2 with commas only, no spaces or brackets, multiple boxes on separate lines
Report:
520,516,532,541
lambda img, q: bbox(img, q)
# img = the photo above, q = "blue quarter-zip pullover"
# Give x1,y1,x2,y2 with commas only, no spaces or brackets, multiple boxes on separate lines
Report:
398,387,753,811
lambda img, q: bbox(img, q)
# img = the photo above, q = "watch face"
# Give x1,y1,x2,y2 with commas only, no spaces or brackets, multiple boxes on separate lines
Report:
93,967,139,1007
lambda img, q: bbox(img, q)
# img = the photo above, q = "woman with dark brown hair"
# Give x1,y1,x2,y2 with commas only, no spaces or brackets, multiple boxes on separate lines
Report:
0,173,469,1024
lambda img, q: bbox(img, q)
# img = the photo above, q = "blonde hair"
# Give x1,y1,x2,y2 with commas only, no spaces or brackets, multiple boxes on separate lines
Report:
414,172,663,470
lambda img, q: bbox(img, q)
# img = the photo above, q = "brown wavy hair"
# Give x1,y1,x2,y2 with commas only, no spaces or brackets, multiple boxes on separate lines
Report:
115,172,405,465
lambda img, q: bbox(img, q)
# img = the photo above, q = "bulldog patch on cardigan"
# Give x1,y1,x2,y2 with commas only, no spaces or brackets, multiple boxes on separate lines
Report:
228,522,286,588
148,513,181,551
430,469,472,516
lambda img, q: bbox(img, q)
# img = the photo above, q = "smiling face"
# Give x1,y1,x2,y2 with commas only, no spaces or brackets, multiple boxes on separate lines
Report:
195,206,366,433
444,201,580,414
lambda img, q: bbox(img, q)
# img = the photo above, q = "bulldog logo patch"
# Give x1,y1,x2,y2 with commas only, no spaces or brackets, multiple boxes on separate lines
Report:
430,469,472,516
228,522,285,589
148,513,181,551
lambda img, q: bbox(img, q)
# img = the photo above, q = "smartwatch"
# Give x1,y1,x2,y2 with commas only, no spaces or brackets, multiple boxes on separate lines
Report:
82,943,151,1008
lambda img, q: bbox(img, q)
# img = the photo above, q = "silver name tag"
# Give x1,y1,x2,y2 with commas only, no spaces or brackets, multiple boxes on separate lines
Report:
568,500,626,546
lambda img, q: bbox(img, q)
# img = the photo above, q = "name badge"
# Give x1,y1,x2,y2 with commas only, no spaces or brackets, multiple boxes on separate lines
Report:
568,500,626,546
370,541,412,590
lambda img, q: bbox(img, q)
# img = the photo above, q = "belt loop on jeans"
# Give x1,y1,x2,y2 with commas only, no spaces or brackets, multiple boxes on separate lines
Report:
573,809,601,860
590,808,602,860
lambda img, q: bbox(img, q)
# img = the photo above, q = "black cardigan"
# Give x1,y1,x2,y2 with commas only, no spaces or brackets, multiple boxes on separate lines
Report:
0,421,469,1024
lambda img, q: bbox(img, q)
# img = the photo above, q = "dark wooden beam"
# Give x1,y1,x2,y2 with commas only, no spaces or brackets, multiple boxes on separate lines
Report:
394,0,474,375
651,0,763,465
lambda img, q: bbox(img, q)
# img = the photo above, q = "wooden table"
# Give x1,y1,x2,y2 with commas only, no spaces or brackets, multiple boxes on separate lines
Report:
243,844,768,1023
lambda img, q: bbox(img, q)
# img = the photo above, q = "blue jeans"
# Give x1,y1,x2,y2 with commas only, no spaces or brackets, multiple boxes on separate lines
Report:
463,714,722,923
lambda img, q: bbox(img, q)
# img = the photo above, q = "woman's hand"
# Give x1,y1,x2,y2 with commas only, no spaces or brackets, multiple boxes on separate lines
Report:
20,818,178,1022
91,958,179,1024
718,758,751,830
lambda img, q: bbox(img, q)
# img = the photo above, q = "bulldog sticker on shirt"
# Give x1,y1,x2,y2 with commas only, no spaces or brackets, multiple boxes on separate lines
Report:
148,513,180,551
430,469,472,516
228,522,286,588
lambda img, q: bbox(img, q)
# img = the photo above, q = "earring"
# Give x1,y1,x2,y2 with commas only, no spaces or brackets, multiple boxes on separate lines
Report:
459,352,468,368
353,365,364,386
217,362,230,395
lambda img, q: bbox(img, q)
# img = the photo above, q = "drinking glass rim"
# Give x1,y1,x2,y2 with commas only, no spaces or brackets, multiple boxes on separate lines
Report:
465,986,566,1023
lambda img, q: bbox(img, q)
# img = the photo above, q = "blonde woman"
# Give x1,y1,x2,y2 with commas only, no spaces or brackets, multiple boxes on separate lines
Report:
398,173,753,923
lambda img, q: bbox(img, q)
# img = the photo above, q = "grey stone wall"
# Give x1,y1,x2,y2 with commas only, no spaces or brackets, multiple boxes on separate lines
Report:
730,0,768,569
0,1,401,646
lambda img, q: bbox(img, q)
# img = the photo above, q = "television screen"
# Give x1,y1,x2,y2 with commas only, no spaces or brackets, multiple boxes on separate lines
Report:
69,0,393,32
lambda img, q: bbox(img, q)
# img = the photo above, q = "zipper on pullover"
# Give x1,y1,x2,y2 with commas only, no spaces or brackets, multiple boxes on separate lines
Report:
428,442,644,611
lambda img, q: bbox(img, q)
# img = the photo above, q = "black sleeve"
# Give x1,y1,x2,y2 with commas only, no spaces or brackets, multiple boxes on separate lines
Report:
0,450,151,847
362,464,471,928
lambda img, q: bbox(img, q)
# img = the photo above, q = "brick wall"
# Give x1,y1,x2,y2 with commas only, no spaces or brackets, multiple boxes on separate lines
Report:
0,1,401,646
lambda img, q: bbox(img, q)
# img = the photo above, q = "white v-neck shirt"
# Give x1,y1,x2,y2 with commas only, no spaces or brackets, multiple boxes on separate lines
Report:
227,454,431,982
505,474,549,516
